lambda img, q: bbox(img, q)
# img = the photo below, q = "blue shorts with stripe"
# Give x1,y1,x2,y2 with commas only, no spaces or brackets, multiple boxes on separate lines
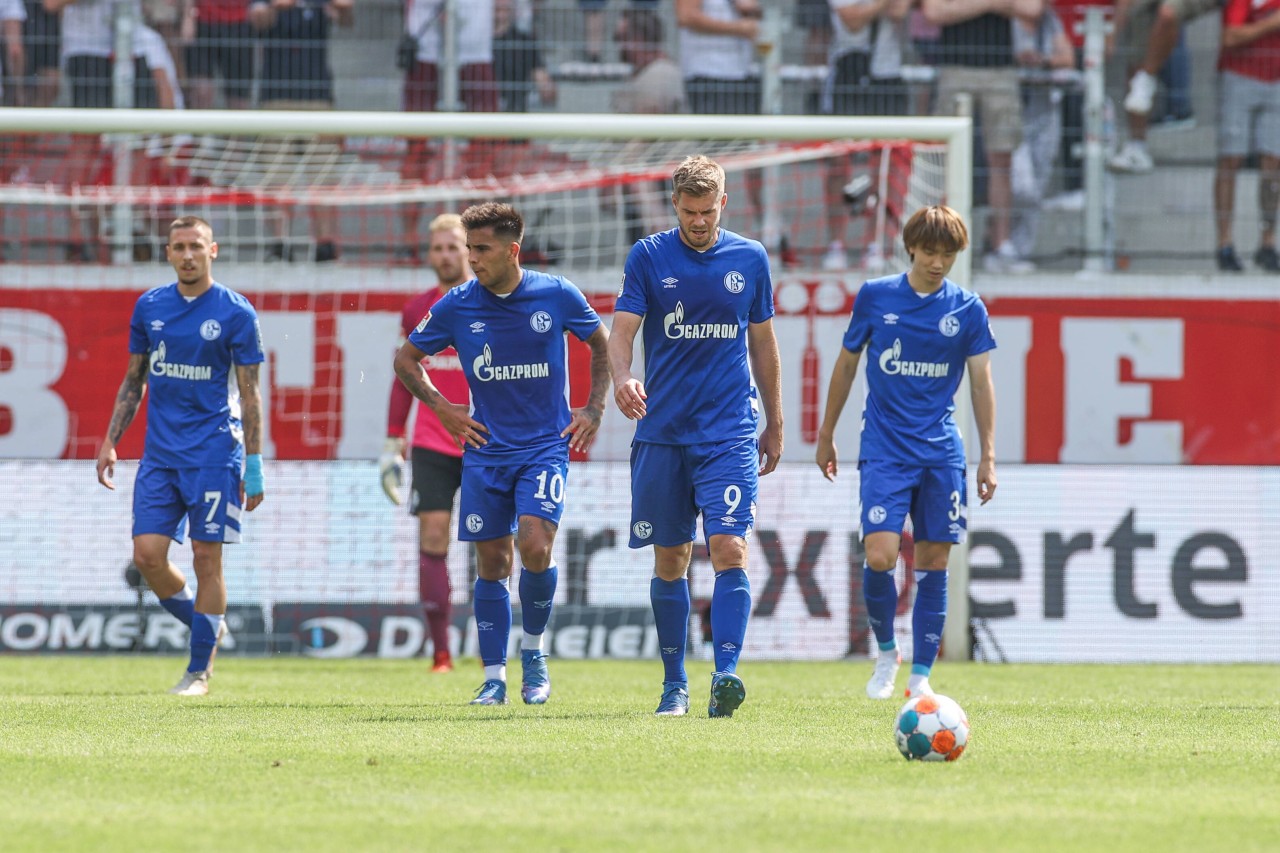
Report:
457,454,569,542
628,438,758,549
858,460,967,543
132,464,243,544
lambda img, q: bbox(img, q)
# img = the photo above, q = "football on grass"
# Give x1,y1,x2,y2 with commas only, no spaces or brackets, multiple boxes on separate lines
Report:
894,694,969,762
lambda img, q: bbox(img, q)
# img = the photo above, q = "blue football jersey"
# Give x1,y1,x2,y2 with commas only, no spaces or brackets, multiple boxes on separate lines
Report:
407,269,603,466
615,227,774,445
128,282,265,470
842,274,996,468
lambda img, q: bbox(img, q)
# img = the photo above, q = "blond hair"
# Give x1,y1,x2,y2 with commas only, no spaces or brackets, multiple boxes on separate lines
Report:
671,155,725,199
428,213,464,234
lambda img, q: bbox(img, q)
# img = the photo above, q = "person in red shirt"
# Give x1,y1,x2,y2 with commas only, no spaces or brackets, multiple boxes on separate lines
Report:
380,213,473,672
1213,0,1280,272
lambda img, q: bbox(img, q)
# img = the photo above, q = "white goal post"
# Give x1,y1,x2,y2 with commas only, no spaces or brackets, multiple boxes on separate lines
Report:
1,107,974,662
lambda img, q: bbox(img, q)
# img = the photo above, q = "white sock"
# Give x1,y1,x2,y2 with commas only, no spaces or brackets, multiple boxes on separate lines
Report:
908,673,931,693
522,632,544,653
484,664,506,682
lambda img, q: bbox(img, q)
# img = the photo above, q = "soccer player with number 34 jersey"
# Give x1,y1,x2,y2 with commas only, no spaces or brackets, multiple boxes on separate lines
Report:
816,205,997,702
394,202,610,707
96,215,266,697
609,155,784,719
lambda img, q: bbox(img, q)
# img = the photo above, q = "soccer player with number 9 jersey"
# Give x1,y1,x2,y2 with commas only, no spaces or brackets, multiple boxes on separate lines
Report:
609,155,784,719
816,205,998,702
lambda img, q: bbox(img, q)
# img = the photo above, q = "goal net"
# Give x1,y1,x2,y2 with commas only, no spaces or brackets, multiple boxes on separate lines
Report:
0,108,972,662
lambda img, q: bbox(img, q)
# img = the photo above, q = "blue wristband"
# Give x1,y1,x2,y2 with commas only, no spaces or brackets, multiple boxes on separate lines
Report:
244,453,264,497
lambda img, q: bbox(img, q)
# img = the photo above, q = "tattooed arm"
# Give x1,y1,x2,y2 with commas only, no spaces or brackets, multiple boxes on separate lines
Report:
237,362,266,510
96,354,149,490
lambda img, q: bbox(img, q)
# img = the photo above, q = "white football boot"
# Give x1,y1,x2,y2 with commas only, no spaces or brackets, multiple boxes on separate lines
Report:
865,651,901,699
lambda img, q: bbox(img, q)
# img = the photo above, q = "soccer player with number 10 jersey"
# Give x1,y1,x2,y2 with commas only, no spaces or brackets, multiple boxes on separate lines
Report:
394,202,610,707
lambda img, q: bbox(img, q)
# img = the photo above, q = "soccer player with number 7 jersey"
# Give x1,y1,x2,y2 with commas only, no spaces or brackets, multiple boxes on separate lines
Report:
816,205,998,702
394,202,610,707
96,216,266,697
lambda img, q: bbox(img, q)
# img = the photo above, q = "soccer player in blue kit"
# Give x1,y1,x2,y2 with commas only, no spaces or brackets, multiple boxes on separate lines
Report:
609,155,784,718
815,205,997,700
96,216,266,697
393,202,610,706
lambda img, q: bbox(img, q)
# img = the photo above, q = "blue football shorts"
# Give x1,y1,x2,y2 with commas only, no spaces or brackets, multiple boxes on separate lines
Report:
132,464,244,544
457,455,569,542
628,438,759,549
858,460,967,544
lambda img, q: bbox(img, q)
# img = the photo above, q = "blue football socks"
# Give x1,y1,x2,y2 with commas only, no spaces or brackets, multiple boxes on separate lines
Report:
650,576,690,684
863,564,899,651
911,570,948,676
710,568,751,674
473,578,512,670
188,612,224,673
518,563,557,647
158,584,195,627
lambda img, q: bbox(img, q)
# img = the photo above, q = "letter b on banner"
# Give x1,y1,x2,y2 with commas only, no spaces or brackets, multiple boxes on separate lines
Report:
0,310,70,457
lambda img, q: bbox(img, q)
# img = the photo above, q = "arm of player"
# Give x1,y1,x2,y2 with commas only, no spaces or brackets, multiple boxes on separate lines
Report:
815,346,863,482
608,311,647,421
96,354,149,490
237,362,266,511
967,351,997,504
562,325,611,453
393,340,488,449
748,319,784,476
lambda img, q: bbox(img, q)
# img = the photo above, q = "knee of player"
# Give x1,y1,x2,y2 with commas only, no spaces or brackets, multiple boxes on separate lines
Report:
864,550,899,573
708,534,749,571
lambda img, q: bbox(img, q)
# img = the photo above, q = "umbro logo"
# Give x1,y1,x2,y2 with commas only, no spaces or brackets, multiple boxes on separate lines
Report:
477,621,494,630
150,320,165,330
662,277,679,288
883,313,898,325
662,647,677,654
533,599,552,609
469,321,486,332
720,642,737,652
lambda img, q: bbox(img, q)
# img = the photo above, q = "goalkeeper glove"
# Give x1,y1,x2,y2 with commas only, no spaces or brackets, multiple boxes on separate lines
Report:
378,437,405,505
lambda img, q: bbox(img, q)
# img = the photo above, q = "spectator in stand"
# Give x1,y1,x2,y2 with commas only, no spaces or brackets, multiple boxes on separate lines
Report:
183,0,254,109
820,0,912,273
1007,4,1074,265
676,0,765,235
2,1,25,105
19,0,57,108
1108,0,1220,173
1212,0,1280,272
249,0,354,263
796,0,834,114
921,0,1043,275
611,7,685,242
399,0,497,260
493,0,554,113
580,0,659,63
45,0,143,262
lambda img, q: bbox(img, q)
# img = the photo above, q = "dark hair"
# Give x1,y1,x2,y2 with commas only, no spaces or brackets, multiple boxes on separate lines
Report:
620,8,664,45
461,202,524,244
901,205,969,255
168,215,214,240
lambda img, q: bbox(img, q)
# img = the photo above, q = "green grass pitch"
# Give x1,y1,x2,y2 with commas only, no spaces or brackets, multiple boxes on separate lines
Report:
1,658,1276,852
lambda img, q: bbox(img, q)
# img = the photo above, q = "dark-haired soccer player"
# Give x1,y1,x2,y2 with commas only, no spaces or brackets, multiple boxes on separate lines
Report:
609,154,784,718
815,204,997,700
96,215,266,697
393,202,610,707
